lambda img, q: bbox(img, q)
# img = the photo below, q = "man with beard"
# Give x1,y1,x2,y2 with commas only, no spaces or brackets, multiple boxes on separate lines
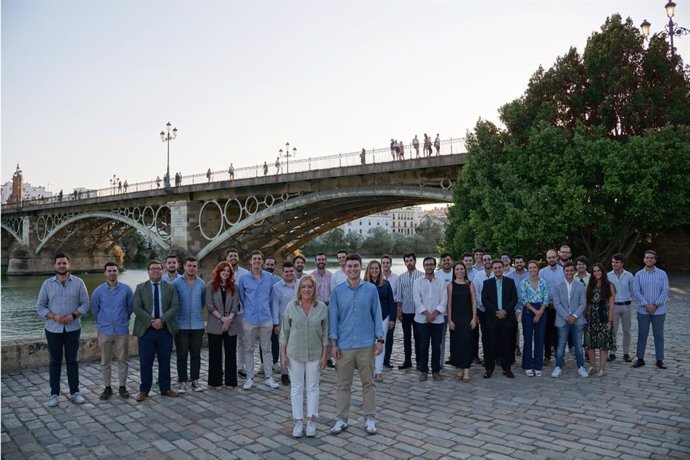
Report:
311,253,332,305
381,255,399,369
273,262,297,384
506,255,528,358
293,255,306,280
162,255,180,283
331,250,349,290
396,253,424,370
37,254,90,407
436,253,453,367
226,248,249,377
539,249,564,366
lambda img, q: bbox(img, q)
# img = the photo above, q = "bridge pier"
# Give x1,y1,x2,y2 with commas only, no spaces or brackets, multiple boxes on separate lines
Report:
5,245,118,275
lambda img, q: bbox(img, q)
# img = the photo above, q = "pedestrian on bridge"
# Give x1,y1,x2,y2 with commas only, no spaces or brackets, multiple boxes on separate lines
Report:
275,157,281,174
412,135,420,157
360,148,366,164
228,163,235,179
263,161,268,176
207,168,212,182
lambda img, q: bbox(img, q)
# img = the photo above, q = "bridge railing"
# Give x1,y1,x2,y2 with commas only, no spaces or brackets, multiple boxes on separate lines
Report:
4,137,465,211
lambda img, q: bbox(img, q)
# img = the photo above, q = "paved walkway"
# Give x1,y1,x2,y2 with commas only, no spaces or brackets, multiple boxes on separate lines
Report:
2,276,689,459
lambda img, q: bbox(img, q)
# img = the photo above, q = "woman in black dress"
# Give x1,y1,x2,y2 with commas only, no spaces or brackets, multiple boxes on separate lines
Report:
584,263,616,377
447,262,478,382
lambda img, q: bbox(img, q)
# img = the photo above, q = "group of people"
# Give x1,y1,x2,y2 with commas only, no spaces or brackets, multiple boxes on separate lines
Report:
36,245,669,438
390,134,441,160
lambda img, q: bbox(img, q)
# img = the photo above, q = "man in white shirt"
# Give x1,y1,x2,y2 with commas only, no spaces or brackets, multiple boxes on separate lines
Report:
381,255,399,369
607,253,635,363
436,252,453,367
413,257,448,381
506,255,528,358
473,253,494,366
396,253,424,370
331,250,349,290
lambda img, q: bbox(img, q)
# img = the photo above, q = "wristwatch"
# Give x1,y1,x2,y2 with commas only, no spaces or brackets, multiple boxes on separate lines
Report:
376,338,384,344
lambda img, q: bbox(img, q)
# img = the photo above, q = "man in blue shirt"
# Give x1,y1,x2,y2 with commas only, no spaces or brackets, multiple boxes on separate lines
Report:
539,249,564,365
329,254,384,436
632,250,670,370
36,253,90,407
173,257,206,393
91,262,133,400
239,250,280,390
272,262,297,385
607,253,635,363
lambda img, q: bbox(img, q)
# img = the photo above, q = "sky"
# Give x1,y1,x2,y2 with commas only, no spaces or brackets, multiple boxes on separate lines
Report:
2,0,688,194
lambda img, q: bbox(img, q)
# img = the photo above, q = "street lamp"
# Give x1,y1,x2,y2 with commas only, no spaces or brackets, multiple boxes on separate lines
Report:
109,174,119,194
640,1,690,56
159,121,178,188
278,142,297,173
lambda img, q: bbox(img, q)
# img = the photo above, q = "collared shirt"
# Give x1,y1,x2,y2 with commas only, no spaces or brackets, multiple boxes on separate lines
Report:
36,274,90,333
607,269,634,302
232,266,249,287
633,267,669,316
279,300,329,362
162,272,180,284
496,277,503,310
384,272,400,302
238,270,274,325
520,277,549,305
539,264,564,302
469,264,483,282
413,275,447,324
565,280,574,300
91,281,133,336
272,279,296,325
331,269,348,291
575,272,591,287
472,269,494,311
173,276,206,330
329,279,383,350
396,269,424,314
311,269,332,304
435,269,453,284
506,269,529,311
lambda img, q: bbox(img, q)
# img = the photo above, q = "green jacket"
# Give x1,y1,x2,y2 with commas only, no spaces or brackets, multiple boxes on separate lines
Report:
132,280,179,337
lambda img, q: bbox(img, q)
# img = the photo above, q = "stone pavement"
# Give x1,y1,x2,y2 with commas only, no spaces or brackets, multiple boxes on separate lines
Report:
2,276,689,459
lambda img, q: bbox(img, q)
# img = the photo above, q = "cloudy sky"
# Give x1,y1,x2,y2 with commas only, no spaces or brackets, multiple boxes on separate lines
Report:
3,0,687,194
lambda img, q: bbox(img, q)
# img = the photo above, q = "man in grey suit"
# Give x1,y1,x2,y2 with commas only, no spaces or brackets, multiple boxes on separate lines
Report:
551,261,588,378
132,260,180,401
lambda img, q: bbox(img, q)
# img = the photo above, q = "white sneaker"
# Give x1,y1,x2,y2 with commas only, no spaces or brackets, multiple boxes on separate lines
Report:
243,378,254,390
46,394,59,407
330,419,348,434
551,366,562,378
265,377,279,389
177,382,187,394
70,392,86,404
191,380,204,392
597,369,605,377
525,369,534,377
305,420,316,437
364,418,377,435
534,370,542,377
292,420,303,438
577,366,589,378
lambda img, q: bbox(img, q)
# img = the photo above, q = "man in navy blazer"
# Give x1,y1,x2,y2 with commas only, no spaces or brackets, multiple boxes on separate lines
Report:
481,260,518,378
551,262,588,378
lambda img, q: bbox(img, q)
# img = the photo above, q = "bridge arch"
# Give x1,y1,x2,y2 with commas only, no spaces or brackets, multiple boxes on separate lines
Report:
1,223,23,245
35,211,170,254
196,185,450,261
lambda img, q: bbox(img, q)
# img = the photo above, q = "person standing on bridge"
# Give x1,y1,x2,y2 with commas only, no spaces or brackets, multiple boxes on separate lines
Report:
275,156,281,174
206,168,212,182
360,148,366,165
389,139,396,160
423,134,432,157
412,135,420,157
91,262,133,400
263,161,268,176
36,253,90,407
228,163,235,179
173,257,207,393
434,134,441,155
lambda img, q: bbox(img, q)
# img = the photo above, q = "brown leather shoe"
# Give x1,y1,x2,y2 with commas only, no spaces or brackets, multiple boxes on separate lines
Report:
135,392,148,402
432,372,443,381
161,389,179,397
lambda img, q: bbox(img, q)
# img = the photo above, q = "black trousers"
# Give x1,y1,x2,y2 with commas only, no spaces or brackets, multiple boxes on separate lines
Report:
401,313,418,365
176,329,204,382
208,332,237,387
544,305,557,359
383,326,395,365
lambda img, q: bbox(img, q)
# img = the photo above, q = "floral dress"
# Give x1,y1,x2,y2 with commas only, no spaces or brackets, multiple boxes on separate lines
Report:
583,286,615,351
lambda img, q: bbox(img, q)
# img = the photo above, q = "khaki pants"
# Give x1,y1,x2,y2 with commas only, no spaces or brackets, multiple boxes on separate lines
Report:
98,333,129,387
335,346,376,422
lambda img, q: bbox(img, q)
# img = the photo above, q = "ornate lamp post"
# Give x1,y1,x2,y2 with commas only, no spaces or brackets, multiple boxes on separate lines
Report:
160,122,178,188
278,142,297,173
641,1,689,56
109,174,119,195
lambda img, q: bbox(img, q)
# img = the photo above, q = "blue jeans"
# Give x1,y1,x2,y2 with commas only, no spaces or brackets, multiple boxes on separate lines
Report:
636,313,665,361
522,306,546,371
45,328,81,396
556,323,584,369
416,322,443,374
139,327,173,393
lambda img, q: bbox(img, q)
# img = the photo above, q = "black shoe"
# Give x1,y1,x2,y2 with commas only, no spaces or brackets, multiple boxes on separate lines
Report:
445,360,453,365
383,362,393,369
608,354,616,362
118,386,130,399
398,362,412,370
623,354,632,363
503,369,515,379
99,386,113,401
281,374,291,385
656,360,667,369
632,358,645,368
238,370,247,378
483,370,493,379
473,357,483,365
327,358,336,368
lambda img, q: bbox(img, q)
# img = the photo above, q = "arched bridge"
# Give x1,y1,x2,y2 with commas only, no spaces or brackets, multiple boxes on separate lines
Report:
2,153,465,274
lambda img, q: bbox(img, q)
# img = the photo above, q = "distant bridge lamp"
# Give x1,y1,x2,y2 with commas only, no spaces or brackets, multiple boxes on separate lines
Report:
278,142,297,173
640,1,689,56
159,122,178,188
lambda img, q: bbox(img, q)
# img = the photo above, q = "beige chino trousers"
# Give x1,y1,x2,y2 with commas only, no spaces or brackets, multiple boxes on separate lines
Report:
98,333,129,387
335,346,376,422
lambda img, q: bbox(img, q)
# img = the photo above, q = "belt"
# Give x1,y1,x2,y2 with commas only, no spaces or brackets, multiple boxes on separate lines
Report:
614,301,632,306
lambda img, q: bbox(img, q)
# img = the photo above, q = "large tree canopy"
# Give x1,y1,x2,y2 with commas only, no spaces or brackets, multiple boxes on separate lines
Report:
446,15,690,263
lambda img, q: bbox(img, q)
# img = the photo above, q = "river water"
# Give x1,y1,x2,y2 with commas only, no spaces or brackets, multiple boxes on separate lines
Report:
1,257,416,341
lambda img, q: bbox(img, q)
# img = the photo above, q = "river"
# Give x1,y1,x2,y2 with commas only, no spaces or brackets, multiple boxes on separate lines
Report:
1,257,417,341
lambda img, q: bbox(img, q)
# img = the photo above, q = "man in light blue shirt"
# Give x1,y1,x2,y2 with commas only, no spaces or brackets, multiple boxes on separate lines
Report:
539,249,564,364
506,255,528,358
607,253,635,363
239,250,279,390
632,250,670,370
329,254,383,436
91,262,133,400
162,254,181,284
36,253,90,407
272,261,297,384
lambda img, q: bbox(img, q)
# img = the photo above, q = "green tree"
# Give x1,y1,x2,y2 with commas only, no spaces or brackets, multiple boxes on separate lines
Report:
446,15,690,263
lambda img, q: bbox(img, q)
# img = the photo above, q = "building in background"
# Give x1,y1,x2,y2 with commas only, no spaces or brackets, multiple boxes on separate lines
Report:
1,164,53,204
340,206,425,236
